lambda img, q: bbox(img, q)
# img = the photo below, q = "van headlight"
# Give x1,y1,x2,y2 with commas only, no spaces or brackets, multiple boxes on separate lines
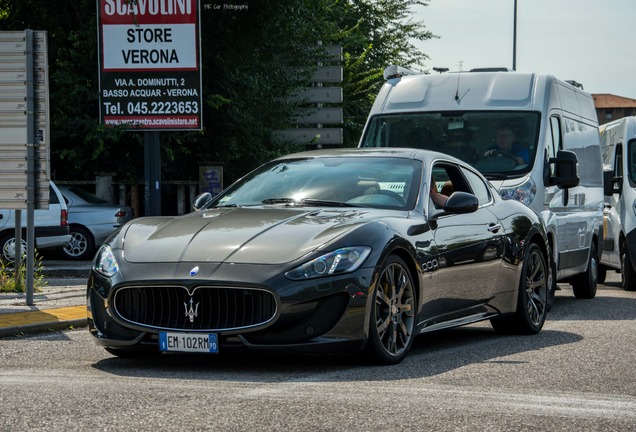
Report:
500,177,537,206
93,245,119,278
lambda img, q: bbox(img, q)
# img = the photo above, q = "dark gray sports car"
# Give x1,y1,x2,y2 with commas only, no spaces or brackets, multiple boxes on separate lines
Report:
87,148,551,364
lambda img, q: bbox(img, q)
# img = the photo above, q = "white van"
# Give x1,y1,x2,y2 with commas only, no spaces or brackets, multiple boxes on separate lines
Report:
599,116,636,290
359,66,604,302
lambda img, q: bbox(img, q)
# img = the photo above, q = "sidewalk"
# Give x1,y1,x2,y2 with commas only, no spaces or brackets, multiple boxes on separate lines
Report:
0,261,90,337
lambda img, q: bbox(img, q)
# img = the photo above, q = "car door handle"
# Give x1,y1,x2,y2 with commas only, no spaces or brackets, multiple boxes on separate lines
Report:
487,223,502,233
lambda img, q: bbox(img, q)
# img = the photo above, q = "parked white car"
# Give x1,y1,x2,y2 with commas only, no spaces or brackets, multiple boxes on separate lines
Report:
0,181,71,263
58,185,134,260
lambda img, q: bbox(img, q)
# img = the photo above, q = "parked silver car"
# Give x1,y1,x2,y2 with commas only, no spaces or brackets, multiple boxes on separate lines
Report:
58,185,133,260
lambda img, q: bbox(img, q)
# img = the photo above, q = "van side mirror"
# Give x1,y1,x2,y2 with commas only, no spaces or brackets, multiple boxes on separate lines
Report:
548,150,579,189
192,192,213,211
603,169,622,196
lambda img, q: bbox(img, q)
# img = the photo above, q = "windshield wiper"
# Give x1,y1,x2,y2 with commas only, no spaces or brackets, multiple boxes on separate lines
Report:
300,199,358,207
262,198,296,204
482,173,508,180
261,198,359,207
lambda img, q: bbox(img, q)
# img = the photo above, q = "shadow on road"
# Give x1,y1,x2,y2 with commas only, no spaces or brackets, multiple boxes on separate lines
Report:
91,326,582,382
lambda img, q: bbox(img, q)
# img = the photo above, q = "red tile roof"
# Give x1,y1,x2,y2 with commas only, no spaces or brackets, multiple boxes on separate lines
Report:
593,94,636,108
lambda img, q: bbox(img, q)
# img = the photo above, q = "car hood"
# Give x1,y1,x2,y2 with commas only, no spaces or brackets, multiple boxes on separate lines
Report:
120,207,385,264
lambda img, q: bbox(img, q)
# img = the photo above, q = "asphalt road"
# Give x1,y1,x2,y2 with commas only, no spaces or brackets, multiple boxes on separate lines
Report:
0,272,634,431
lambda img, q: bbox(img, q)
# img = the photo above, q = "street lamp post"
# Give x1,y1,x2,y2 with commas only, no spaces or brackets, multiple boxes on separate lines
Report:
513,0,517,70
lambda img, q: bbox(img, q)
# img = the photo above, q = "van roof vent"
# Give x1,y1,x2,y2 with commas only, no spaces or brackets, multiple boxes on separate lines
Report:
469,67,510,72
565,80,584,90
383,65,419,80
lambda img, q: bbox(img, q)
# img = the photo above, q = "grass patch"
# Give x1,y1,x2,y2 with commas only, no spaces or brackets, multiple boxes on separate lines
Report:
0,253,47,293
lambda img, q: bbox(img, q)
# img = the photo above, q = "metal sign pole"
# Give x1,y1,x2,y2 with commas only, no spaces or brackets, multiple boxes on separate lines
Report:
144,131,161,216
14,210,22,291
25,29,35,306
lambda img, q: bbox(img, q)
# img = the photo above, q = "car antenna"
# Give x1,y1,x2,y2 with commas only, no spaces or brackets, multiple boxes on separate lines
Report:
455,61,463,101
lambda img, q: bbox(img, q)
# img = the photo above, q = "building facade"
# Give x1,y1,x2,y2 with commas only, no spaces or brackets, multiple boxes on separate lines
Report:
593,94,636,125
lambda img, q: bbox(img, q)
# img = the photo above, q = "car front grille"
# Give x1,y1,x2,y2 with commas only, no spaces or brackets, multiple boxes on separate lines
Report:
112,285,277,332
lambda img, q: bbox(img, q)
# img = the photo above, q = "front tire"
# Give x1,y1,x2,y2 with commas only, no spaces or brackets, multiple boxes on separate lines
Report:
597,265,607,284
491,243,548,334
572,242,598,299
546,256,557,312
365,255,416,365
621,243,636,291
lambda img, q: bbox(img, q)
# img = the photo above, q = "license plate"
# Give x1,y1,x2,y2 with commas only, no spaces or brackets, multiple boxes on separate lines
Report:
159,332,218,353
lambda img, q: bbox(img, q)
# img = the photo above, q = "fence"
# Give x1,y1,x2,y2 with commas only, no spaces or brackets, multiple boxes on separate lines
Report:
57,173,200,217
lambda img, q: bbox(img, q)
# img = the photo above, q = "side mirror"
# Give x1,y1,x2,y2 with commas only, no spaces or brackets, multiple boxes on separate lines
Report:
548,150,579,189
430,191,479,220
192,192,213,211
603,169,622,196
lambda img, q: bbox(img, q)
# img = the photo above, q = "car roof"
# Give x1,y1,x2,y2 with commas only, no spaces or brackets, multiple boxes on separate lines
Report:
273,147,460,164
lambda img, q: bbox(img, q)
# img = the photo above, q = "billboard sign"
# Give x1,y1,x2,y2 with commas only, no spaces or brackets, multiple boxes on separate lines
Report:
97,0,202,130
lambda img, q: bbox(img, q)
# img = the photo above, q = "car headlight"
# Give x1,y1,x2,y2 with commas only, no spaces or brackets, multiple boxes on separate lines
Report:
93,245,119,278
285,247,371,280
499,177,537,207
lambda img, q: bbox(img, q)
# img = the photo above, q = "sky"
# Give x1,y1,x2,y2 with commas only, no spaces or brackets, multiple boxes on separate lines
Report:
411,0,636,98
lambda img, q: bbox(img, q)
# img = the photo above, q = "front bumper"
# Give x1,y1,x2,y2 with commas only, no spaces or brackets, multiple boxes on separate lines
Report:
87,262,374,355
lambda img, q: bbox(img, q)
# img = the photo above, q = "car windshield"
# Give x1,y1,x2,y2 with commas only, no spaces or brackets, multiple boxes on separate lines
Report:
360,111,540,179
211,156,422,210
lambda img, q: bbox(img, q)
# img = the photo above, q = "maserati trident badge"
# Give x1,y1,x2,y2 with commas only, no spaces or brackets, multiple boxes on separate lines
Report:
184,297,199,323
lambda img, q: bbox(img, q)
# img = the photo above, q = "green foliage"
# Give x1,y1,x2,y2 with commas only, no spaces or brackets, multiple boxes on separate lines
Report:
0,253,47,293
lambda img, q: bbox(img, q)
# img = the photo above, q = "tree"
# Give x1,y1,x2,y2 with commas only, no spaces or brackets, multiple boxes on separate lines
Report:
327,0,435,146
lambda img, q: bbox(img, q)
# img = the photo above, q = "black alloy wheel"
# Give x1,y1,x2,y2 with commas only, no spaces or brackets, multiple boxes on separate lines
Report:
491,242,548,334
365,255,416,365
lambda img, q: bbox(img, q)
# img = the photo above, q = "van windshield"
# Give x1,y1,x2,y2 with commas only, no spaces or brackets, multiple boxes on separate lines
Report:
360,111,540,179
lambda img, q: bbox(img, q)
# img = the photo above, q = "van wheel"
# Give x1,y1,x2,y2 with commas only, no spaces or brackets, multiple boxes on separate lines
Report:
546,257,557,312
621,244,636,291
491,243,548,334
597,265,607,284
572,242,598,299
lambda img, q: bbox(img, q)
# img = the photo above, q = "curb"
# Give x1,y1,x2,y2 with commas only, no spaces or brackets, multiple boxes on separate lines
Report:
0,318,88,337
0,305,88,338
